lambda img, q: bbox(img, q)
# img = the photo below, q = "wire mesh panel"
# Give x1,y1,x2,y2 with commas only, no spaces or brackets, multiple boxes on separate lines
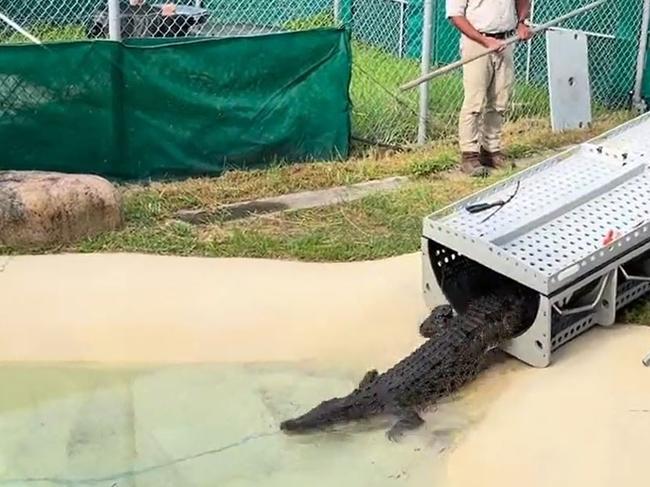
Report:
426,0,644,143
0,0,646,147
0,0,96,41
529,0,643,115
349,0,423,145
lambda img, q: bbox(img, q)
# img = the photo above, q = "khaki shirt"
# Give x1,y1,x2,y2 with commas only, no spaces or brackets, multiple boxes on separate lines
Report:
446,0,518,34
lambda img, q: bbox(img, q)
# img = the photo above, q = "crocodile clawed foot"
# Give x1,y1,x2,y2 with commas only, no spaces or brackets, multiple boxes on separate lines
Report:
386,409,425,442
386,428,403,443
419,305,454,338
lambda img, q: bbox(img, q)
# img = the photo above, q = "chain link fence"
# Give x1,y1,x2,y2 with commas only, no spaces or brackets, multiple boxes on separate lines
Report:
413,0,646,146
0,0,647,147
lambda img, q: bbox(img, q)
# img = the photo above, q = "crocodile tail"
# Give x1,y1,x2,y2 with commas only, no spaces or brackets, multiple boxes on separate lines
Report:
280,394,360,433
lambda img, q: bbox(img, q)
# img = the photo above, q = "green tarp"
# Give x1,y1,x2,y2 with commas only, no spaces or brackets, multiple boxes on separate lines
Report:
0,28,352,180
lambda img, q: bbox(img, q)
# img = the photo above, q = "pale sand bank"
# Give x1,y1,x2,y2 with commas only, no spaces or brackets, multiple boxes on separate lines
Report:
0,253,648,486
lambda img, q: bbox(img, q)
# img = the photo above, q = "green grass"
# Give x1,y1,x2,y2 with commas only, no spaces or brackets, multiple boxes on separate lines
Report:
284,11,335,30
101,115,631,223
0,24,87,44
349,41,551,144
408,149,458,177
0,150,531,262
620,301,650,325
27,177,490,261
285,11,632,145
0,113,628,260
284,11,551,144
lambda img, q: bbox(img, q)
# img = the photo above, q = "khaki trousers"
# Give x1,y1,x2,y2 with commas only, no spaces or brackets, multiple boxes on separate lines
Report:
458,35,515,153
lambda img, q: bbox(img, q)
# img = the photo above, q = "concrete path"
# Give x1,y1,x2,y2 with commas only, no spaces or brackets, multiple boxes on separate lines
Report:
175,176,408,223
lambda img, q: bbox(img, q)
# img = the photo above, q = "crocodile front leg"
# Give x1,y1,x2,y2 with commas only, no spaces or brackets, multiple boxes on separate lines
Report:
386,408,425,442
358,369,379,388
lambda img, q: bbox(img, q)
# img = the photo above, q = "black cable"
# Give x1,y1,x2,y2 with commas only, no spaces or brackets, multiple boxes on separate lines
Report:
351,135,407,151
464,181,521,224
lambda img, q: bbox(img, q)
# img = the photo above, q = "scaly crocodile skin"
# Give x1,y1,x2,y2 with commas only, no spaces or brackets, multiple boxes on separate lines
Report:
280,283,538,441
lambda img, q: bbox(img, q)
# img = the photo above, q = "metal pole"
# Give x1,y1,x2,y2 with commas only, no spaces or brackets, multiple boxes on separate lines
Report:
399,1,405,58
390,0,408,57
632,0,650,112
548,26,615,40
334,0,341,22
0,11,42,44
524,0,535,83
108,0,121,41
417,0,434,145
401,0,606,91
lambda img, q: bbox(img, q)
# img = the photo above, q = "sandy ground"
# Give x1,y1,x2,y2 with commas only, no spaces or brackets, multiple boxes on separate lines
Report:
0,253,649,486
449,325,650,487
0,253,433,367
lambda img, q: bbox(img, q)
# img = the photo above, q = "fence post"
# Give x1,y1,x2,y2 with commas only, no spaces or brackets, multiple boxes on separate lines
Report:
632,0,650,112
334,0,341,22
108,0,122,41
524,0,536,83
339,0,353,26
418,0,434,145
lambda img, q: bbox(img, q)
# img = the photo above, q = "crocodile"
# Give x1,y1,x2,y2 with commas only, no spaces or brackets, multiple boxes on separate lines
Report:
280,283,538,441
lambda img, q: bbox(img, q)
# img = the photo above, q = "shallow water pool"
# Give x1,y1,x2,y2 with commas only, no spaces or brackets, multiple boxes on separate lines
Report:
0,363,472,486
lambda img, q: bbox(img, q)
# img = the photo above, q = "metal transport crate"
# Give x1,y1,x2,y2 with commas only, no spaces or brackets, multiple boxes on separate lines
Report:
422,112,650,367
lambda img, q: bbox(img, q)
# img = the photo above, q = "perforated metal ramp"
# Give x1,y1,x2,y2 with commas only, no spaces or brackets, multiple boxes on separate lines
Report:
422,112,650,367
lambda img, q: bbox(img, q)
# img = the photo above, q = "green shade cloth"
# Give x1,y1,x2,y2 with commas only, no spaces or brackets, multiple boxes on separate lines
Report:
0,28,352,180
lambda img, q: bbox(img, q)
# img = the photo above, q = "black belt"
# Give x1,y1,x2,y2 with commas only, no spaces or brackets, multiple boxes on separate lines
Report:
481,30,515,40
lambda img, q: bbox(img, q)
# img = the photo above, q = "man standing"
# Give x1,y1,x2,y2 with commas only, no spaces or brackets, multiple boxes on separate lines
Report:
447,0,533,176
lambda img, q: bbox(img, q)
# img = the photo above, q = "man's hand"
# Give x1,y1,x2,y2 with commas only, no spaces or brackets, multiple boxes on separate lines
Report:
482,36,506,53
516,22,533,41
450,16,508,53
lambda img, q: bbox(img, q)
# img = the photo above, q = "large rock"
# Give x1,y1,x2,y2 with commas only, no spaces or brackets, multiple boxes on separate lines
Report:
0,171,123,248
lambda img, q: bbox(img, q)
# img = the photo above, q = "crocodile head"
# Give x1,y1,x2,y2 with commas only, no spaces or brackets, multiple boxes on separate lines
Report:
280,397,357,433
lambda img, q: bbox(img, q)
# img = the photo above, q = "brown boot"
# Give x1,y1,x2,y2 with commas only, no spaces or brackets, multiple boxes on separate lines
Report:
480,147,514,170
460,152,489,177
